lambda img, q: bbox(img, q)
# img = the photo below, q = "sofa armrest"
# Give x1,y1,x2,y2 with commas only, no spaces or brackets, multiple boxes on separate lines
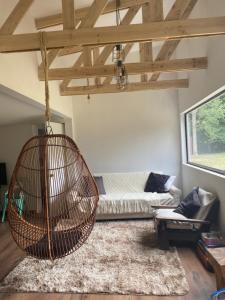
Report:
156,216,210,225
169,185,182,202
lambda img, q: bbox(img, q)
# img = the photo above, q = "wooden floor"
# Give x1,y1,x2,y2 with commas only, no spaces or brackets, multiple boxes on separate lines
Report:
0,223,216,300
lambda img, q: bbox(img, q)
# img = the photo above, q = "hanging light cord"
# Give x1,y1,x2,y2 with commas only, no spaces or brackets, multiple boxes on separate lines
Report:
40,32,51,128
87,78,90,100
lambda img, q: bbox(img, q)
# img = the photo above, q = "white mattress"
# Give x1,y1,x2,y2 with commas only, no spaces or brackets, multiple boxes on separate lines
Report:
97,192,177,215
97,172,150,193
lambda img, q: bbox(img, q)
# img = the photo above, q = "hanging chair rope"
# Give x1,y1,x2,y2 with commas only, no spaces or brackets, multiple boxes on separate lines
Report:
40,32,51,127
40,32,53,260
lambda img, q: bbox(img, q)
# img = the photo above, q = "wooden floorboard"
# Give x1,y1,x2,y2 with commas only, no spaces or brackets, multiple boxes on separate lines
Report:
0,223,216,300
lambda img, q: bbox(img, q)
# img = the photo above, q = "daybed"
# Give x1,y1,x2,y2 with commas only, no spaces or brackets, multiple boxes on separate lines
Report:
95,172,181,220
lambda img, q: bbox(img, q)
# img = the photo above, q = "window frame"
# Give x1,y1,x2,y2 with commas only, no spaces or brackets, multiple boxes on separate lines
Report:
184,89,225,176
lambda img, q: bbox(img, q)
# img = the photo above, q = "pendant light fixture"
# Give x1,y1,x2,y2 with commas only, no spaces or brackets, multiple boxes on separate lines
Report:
112,0,128,90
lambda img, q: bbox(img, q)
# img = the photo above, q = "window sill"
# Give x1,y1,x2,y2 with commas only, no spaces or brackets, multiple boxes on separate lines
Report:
182,163,225,179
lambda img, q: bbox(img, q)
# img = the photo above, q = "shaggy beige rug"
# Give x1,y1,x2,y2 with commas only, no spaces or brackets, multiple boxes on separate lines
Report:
0,221,189,296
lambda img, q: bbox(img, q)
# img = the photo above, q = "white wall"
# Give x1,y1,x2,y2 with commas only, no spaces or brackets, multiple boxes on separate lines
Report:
178,0,225,232
73,89,182,186
0,120,71,198
0,123,35,181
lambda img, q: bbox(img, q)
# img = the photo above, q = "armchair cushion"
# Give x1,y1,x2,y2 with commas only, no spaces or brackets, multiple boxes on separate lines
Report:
174,187,201,218
193,187,216,220
94,176,106,195
154,208,188,221
154,209,204,230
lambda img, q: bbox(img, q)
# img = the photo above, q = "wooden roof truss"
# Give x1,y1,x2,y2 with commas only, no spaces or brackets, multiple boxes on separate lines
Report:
1,0,225,95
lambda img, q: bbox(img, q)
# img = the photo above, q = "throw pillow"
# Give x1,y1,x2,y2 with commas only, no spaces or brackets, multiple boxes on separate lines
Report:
94,176,106,195
174,187,201,218
144,172,170,193
164,175,176,191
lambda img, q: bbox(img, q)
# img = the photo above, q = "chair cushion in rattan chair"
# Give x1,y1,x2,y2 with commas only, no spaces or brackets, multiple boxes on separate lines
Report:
25,229,82,260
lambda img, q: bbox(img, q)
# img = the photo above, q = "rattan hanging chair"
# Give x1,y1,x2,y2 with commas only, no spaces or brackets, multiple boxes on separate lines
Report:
7,33,99,260
8,134,99,260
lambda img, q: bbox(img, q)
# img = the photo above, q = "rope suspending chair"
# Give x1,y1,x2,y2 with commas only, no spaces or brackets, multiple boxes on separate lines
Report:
7,33,99,260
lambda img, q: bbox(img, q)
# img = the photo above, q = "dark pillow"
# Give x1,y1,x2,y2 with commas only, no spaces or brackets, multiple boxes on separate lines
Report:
174,187,201,218
94,176,106,195
144,172,170,193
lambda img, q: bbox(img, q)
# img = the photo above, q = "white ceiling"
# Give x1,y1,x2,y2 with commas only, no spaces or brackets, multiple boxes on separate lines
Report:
27,0,175,20
30,0,94,18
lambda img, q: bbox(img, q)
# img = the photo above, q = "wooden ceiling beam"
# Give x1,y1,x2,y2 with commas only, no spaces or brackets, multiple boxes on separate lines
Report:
38,57,207,80
39,49,61,69
140,2,153,82
62,0,75,30
83,47,92,67
59,0,109,56
150,0,198,81
60,79,189,95
1,17,225,53
93,48,101,86
151,0,164,21
0,0,33,35
140,0,163,82
88,6,140,86
83,46,92,90
35,0,150,30
165,0,195,21
93,6,140,65
60,53,84,90
60,6,139,89
39,0,76,69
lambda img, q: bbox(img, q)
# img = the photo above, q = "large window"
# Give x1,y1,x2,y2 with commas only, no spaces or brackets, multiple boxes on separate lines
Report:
185,90,225,174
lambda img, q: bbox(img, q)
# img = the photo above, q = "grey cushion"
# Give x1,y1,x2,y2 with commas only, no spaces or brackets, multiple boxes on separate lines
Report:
94,176,106,195
154,209,194,230
174,187,201,218
193,187,216,220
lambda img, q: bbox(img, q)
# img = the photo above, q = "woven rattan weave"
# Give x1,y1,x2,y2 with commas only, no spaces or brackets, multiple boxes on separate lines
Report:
7,134,99,260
